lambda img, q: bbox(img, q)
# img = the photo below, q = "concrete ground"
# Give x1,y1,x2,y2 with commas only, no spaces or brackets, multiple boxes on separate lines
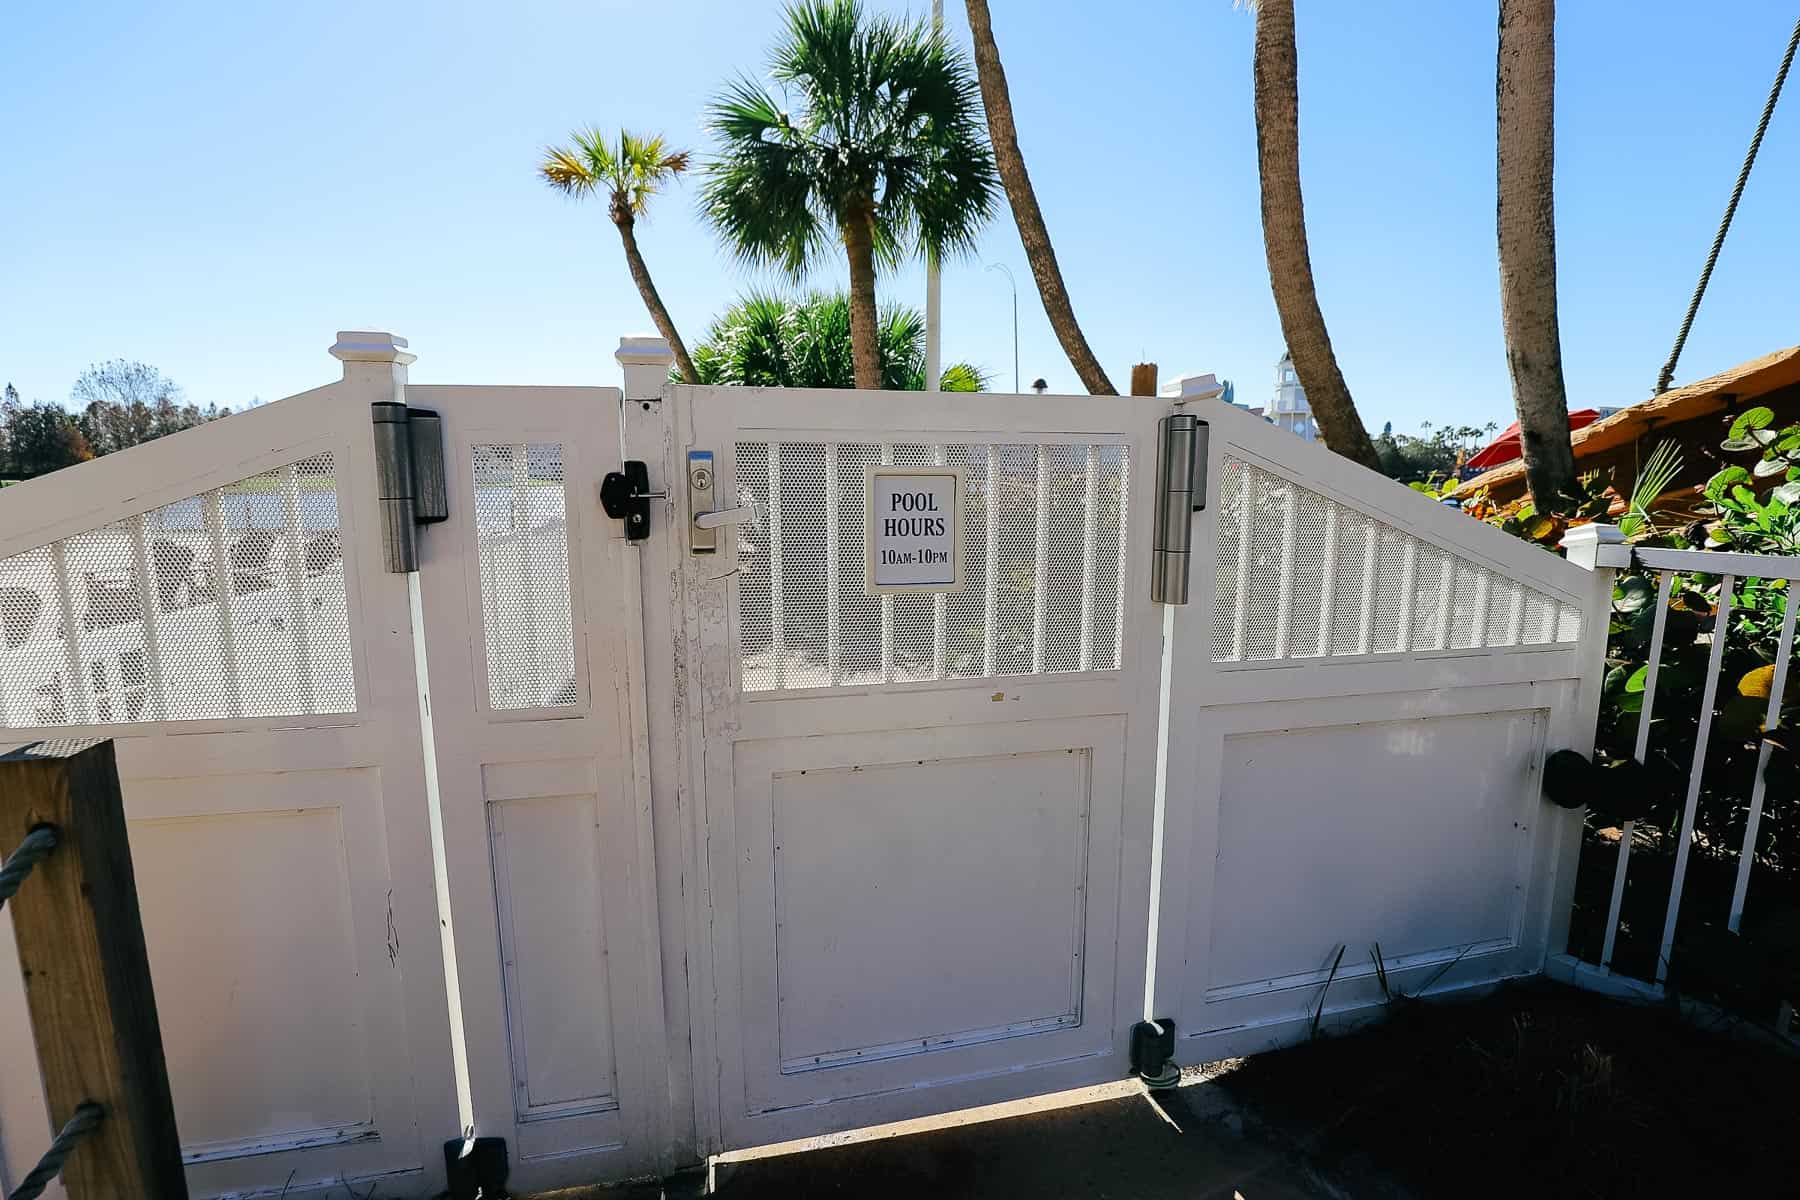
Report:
533,1069,1348,1200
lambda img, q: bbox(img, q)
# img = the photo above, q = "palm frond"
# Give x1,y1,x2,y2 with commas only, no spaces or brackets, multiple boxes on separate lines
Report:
539,125,691,219
700,0,996,276
539,145,599,196
1620,439,1684,539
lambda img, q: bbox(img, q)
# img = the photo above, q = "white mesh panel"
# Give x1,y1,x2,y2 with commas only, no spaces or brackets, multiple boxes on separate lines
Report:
737,439,1130,692
1210,455,1581,664
473,443,577,709
0,453,354,728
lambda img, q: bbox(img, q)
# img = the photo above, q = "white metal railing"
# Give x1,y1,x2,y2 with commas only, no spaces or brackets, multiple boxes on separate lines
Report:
1593,543,1800,985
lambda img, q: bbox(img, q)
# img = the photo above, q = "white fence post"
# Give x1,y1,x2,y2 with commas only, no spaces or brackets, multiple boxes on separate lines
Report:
1551,523,1628,955
330,330,478,1141
615,335,703,1172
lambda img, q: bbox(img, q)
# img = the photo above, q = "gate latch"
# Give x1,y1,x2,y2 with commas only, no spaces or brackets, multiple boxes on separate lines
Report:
601,462,662,541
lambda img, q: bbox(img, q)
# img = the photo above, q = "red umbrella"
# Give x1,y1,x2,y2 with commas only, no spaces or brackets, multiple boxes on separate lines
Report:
1465,409,1605,471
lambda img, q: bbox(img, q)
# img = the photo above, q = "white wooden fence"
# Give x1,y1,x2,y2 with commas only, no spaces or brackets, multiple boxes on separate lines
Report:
0,330,1628,1197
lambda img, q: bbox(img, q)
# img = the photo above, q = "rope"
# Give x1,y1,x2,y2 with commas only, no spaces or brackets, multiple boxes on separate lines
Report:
0,827,57,913
1655,16,1800,395
7,1103,103,1200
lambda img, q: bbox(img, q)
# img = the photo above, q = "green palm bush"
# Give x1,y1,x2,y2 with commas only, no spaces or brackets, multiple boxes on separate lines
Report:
700,0,997,390
685,292,986,391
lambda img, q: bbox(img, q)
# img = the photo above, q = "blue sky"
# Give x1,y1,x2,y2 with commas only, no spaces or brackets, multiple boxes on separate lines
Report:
2,1,1796,436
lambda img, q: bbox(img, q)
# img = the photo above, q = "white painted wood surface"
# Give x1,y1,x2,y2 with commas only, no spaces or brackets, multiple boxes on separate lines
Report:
1149,398,1613,1065
0,352,459,1200
406,384,669,1193
680,385,1168,1153
0,348,1626,1195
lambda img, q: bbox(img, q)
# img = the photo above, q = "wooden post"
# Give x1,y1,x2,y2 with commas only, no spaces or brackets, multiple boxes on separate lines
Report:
0,738,187,1198
1130,362,1158,397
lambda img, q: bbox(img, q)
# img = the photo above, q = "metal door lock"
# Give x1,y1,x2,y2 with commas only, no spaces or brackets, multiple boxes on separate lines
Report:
688,450,752,554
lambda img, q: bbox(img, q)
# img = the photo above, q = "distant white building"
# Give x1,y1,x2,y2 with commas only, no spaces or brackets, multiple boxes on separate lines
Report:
1158,354,1317,442
1271,352,1317,442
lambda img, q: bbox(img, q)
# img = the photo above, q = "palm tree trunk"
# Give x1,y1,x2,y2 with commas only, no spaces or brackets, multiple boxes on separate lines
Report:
1252,0,1382,471
842,207,883,391
964,0,1116,397
1497,0,1576,512
614,215,699,383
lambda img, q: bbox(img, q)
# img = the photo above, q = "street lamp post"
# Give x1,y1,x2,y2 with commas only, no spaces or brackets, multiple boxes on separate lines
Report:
924,0,944,391
986,262,1018,393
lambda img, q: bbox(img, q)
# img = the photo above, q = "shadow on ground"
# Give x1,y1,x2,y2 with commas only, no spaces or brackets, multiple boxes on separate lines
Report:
703,1083,1335,1200
551,980,1800,1200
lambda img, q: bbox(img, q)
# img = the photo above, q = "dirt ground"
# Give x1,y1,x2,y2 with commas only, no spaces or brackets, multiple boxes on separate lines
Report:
536,980,1800,1199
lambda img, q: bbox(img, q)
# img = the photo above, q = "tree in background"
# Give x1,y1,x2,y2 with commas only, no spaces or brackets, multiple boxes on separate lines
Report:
70,360,220,456
687,292,987,391
1247,0,1382,470
1497,0,1576,512
540,127,700,383
0,384,15,473
702,0,996,390
963,0,1115,396
1375,421,1497,484
4,399,92,478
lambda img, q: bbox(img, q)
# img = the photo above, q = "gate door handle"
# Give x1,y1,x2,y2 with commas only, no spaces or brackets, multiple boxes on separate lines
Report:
694,506,753,531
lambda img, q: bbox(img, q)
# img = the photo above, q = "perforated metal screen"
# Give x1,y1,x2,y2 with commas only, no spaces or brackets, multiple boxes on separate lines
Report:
1211,455,1582,663
473,443,579,710
0,453,355,728
736,441,1129,691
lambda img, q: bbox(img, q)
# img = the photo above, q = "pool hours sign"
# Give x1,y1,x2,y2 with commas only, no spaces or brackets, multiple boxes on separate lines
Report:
866,467,965,593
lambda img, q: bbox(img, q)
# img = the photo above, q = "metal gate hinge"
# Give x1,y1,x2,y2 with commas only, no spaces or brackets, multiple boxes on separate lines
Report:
601,462,660,541
1129,1018,1179,1089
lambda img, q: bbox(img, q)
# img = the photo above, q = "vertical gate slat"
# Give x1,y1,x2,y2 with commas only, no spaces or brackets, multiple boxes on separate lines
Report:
1657,573,1735,982
129,514,169,719
1273,482,1296,659
1395,539,1417,653
1032,444,1048,674
1434,556,1454,650
1316,505,1338,658
50,539,93,724
931,444,946,680
1079,446,1097,671
281,463,317,713
880,443,894,684
768,444,785,690
1113,446,1129,669
1472,570,1492,650
1356,521,1376,656
1232,470,1252,660
826,444,841,686
1601,569,1674,970
508,445,541,700
1728,582,1798,931
202,489,245,718
984,444,998,677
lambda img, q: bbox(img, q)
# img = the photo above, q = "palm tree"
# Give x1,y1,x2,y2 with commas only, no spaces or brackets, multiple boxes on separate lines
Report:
688,292,987,391
1497,0,1576,511
1248,0,1381,470
964,0,1116,396
540,127,699,383
701,0,997,391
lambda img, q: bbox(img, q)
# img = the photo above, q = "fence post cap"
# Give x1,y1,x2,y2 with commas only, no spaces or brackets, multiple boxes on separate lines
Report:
615,335,674,368
329,331,416,367
1559,523,1626,548
1560,522,1629,569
